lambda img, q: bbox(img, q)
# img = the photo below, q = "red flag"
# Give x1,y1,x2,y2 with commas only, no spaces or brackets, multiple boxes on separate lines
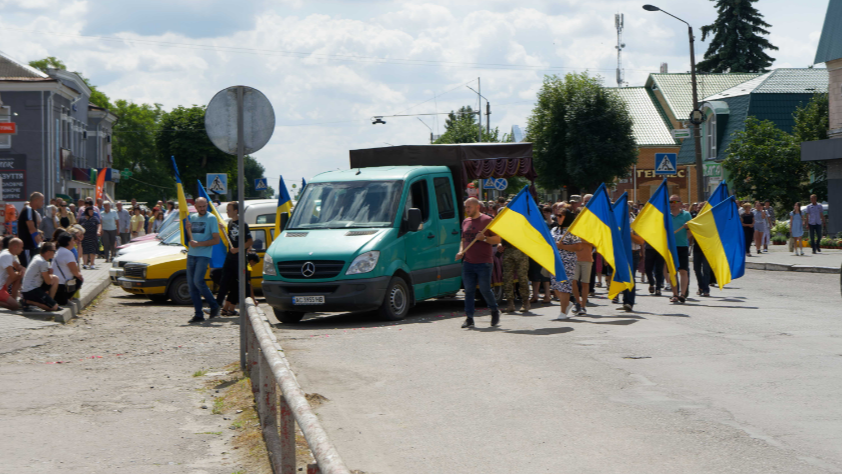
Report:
95,168,107,202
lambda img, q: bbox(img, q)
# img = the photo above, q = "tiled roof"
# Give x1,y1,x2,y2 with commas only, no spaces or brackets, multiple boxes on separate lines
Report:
815,0,841,64
607,87,677,147
754,68,828,94
0,51,48,79
647,73,761,121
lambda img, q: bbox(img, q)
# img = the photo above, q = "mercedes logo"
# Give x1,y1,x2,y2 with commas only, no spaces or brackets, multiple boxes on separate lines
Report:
301,261,316,278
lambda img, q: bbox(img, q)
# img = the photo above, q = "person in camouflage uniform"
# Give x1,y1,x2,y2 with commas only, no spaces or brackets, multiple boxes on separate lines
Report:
501,240,530,312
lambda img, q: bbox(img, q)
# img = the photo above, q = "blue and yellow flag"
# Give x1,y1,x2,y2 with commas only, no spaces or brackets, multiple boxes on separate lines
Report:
630,179,679,286
487,185,567,282
699,180,729,215
301,177,307,190
610,193,635,298
567,184,631,299
686,196,745,289
170,156,190,249
274,175,293,237
196,180,230,269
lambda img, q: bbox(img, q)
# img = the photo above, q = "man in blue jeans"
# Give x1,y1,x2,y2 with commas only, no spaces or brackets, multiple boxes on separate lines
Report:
806,194,826,254
456,198,501,328
186,197,221,323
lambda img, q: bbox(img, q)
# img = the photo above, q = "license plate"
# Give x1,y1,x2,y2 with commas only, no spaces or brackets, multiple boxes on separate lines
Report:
122,281,133,289
293,296,325,305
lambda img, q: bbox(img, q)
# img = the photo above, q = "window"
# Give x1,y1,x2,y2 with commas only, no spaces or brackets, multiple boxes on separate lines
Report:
0,106,10,149
252,229,267,251
705,113,716,159
404,179,430,222
256,213,275,224
433,177,455,219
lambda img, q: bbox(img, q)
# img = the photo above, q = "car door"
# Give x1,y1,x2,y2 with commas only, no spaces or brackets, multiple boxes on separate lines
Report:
402,177,440,300
431,174,462,295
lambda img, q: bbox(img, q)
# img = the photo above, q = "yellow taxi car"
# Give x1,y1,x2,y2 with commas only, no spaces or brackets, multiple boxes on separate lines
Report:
117,223,275,304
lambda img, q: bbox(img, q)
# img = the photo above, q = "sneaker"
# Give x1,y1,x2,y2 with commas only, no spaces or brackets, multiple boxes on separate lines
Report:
188,316,205,324
490,310,500,327
209,306,221,319
19,299,32,312
800,251,805,256
553,305,571,320
461,317,475,328
578,307,587,316
622,304,633,312
763,248,768,253
573,303,582,314
595,282,603,288
82,265,89,270
611,296,619,304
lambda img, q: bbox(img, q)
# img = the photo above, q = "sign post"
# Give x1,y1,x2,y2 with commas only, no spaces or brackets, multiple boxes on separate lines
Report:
205,86,275,370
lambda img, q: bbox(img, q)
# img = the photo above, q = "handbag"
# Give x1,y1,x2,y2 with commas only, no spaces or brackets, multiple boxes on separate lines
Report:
56,263,83,294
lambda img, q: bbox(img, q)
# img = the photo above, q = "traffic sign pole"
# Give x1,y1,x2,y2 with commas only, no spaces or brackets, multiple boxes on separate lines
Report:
236,87,247,371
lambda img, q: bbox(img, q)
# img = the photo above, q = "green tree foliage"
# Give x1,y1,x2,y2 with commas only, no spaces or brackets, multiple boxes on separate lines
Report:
723,115,826,215
433,106,500,144
526,72,637,193
28,56,111,108
111,100,169,203
697,0,778,73
155,105,237,198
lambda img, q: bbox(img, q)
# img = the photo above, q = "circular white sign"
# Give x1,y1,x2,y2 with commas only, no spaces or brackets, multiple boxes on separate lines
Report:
205,86,275,155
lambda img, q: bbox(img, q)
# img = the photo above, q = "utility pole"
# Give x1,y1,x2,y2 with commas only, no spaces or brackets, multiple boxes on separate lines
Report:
477,77,482,142
468,82,490,142
688,25,705,202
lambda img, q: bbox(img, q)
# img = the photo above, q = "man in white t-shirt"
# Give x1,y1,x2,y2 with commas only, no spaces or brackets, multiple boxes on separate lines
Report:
20,242,59,311
0,237,24,310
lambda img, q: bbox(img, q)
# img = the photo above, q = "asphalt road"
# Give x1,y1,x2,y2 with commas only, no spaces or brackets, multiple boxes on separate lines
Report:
273,270,841,474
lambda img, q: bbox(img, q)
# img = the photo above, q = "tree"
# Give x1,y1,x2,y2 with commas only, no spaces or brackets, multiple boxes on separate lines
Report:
434,106,500,144
526,72,637,193
722,117,822,215
696,0,778,73
155,106,237,199
229,155,276,199
791,94,829,202
111,100,169,203
28,56,111,108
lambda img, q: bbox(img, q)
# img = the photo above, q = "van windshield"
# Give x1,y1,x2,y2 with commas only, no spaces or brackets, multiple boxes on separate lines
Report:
287,180,403,229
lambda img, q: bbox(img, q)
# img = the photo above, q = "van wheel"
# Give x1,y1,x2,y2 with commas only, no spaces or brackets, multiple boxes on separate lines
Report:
378,277,410,321
168,276,192,305
147,294,169,304
273,308,305,323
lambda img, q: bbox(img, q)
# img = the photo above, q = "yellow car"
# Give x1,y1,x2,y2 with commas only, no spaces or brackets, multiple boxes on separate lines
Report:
117,224,274,304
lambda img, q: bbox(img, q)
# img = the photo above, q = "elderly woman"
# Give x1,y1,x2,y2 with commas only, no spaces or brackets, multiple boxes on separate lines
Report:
39,204,58,238
79,207,101,269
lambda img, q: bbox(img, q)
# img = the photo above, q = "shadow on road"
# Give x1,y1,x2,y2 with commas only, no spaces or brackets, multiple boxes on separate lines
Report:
280,297,468,330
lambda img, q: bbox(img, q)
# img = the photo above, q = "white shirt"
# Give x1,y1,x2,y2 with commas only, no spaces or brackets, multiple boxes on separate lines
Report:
21,255,51,293
0,249,15,288
54,247,77,285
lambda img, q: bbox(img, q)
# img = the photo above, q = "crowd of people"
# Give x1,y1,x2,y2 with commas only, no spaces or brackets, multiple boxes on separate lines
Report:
458,190,829,328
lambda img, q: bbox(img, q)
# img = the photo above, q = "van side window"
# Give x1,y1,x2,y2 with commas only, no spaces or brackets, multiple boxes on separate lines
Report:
252,229,267,251
433,177,455,219
405,179,430,222
256,214,275,224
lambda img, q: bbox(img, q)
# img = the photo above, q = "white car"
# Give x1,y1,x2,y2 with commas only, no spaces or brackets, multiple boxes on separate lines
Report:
110,231,184,284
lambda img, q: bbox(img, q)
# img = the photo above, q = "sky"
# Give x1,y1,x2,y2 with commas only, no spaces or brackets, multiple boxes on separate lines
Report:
0,0,830,196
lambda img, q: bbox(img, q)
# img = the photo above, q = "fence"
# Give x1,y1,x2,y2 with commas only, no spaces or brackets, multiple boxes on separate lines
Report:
244,299,351,474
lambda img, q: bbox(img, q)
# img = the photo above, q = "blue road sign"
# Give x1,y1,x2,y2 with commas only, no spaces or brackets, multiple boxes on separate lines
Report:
254,178,268,191
206,173,228,194
482,178,508,191
655,153,678,175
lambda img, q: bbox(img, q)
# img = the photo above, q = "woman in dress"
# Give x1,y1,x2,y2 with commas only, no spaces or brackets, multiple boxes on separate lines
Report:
752,201,770,254
79,207,101,269
740,202,755,256
549,208,579,320
790,202,805,256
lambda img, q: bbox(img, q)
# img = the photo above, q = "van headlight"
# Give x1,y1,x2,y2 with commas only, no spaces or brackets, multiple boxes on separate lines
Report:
263,253,276,276
346,251,379,275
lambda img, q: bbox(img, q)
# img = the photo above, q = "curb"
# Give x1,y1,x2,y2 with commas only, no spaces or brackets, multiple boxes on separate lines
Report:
745,262,841,274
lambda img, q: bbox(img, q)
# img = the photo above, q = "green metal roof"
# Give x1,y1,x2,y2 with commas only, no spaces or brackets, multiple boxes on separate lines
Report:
815,0,841,64
606,87,677,147
646,73,761,122
678,95,751,165
705,69,828,100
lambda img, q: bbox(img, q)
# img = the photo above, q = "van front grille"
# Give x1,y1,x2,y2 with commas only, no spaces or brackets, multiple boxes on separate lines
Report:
277,260,345,279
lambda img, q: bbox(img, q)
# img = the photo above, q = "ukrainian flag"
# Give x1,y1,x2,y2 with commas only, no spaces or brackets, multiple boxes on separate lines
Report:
567,184,632,299
610,193,635,299
630,179,679,286
274,175,293,238
301,177,307,190
699,181,729,215
196,180,230,269
170,156,191,249
686,196,745,289
487,185,567,282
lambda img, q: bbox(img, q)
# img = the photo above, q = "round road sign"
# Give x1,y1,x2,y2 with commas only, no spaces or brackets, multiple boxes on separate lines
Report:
205,86,275,155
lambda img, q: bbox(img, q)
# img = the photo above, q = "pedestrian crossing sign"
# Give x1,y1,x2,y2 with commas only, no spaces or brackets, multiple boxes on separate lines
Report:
206,173,228,194
254,178,267,191
655,153,677,175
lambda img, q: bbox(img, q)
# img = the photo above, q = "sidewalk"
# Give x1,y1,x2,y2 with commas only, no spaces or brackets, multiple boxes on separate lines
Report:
0,258,113,337
743,244,841,273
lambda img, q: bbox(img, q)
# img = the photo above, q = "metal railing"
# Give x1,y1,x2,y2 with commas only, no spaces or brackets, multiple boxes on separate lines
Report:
244,299,351,474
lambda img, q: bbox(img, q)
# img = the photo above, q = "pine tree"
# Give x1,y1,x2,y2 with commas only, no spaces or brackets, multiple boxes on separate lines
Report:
696,0,778,73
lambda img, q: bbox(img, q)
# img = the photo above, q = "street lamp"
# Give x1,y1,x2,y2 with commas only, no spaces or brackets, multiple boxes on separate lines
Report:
643,4,705,202
417,117,434,144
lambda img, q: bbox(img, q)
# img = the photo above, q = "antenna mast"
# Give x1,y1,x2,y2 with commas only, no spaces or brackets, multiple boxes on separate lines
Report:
615,13,626,87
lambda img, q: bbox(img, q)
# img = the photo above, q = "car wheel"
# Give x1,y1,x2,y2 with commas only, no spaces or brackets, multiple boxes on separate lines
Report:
168,275,192,305
273,308,305,323
147,294,169,304
378,276,410,321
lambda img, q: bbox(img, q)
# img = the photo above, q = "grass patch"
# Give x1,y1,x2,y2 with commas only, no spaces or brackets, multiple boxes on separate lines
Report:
196,431,223,435
212,397,225,415
193,369,208,377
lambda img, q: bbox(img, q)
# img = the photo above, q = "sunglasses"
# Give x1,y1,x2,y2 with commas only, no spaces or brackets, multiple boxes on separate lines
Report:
670,200,680,203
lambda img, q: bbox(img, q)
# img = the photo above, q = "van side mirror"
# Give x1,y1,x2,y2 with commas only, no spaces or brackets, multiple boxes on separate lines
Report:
406,208,422,232
279,212,289,232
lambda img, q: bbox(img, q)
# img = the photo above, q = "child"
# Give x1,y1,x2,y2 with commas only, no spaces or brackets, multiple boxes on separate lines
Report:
20,242,60,312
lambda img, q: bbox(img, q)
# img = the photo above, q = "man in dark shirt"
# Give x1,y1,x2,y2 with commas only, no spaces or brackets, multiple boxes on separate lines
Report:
17,192,44,267
215,202,253,316
456,197,501,328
